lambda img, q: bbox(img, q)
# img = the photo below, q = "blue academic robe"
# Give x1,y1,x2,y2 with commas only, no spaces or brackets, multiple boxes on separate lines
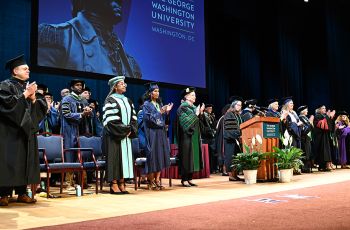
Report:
143,100,170,173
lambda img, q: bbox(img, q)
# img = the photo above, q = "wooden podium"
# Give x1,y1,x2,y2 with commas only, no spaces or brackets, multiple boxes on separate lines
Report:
240,117,280,181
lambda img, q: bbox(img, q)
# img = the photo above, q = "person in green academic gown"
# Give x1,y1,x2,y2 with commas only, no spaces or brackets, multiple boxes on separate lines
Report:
102,75,137,194
0,55,47,206
176,87,204,187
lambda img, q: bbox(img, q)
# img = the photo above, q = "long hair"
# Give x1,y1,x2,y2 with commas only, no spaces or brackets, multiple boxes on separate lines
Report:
335,115,349,126
144,90,163,105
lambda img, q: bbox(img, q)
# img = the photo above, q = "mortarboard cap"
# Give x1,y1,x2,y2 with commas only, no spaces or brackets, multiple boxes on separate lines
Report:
108,75,125,89
181,87,196,98
281,96,293,105
70,79,85,89
229,95,243,103
337,111,348,117
84,87,91,92
37,84,48,93
244,99,257,106
267,98,279,105
297,105,308,114
205,104,213,108
5,54,27,71
144,82,159,92
43,92,53,97
315,104,326,110
88,98,99,108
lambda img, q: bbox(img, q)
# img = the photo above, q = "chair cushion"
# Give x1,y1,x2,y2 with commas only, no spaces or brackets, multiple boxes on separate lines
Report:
170,157,178,165
40,164,46,171
83,161,106,169
48,162,82,170
135,157,147,166
83,162,95,169
96,160,106,168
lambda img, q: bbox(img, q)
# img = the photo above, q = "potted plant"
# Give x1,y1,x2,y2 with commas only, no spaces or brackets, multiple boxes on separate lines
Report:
232,135,266,184
272,131,304,182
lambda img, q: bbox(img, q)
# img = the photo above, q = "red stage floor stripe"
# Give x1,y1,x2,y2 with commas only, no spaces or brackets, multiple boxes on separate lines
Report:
32,180,350,230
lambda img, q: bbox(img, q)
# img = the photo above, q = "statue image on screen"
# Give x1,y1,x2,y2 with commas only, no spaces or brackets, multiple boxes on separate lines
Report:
37,0,142,79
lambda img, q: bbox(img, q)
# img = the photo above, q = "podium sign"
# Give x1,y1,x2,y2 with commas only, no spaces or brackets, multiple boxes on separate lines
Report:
263,123,280,138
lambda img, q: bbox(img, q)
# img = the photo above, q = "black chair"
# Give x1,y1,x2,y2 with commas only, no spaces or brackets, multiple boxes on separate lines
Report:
37,135,84,198
132,138,144,190
77,136,106,194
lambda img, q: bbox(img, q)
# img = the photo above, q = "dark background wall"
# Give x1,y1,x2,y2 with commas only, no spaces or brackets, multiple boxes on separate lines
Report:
1,0,350,119
206,0,350,113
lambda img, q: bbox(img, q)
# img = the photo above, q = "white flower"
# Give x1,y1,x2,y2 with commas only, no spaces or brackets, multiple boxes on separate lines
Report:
283,138,289,147
284,130,290,141
252,137,256,146
289,136,293,146
235,139,240,147
256,134,263,145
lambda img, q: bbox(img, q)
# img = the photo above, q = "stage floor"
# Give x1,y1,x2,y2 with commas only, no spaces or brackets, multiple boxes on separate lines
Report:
1,169,350,229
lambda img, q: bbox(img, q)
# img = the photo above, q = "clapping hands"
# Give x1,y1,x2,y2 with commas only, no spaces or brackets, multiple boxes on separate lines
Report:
24,81,37,102
196,103,205,116
161,103,174,114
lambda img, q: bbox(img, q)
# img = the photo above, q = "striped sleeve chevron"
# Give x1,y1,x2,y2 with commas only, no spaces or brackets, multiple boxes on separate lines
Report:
102,100,121,127
179,104,198,132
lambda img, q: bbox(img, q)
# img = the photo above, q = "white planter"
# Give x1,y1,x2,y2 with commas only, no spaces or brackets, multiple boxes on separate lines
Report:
279,169,293,183
243,169,258,184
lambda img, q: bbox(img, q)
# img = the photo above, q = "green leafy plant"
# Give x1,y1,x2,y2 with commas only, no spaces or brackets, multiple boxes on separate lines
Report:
271,130,304,170
232,134,266,171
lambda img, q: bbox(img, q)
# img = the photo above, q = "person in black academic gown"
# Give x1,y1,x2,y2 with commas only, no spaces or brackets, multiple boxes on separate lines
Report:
102,76,137,194
241,99,257,122
313,105,334,171
201,104,217,173
297,105,314,173
0,55,47,206
219,97,244,181
280,97,302,148
176,87,204,187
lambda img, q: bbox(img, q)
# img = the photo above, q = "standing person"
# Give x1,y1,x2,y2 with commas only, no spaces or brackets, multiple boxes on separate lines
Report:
280,97,303,148
298,105,314,173
176,87,204,187
241,99,257,122
201,104,218,173
0,55,47,206
222,97,244,181
143,83,173,190
313,105,334,171
335,111,350,169
38,92,59,134
215,104,231,176
60,88,70,98
60,79,92,189
265,98,281,118
102,76,137,194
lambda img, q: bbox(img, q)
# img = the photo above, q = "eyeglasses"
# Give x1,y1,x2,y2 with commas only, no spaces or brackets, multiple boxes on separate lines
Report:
117,82,127,87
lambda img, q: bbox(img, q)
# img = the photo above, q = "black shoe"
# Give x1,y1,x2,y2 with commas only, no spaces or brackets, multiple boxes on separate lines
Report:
181,180,191,187
188,181,197,186
222,172,229,176
110,182,123,195
229,176,244,182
